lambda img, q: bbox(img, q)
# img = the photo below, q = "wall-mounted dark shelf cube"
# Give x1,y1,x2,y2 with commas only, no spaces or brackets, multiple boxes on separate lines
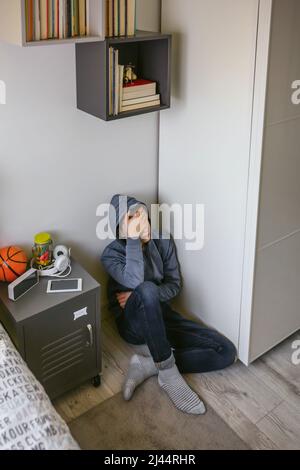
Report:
76,31,172,121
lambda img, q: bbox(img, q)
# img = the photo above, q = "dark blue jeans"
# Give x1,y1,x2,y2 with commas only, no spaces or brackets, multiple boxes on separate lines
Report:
114,281,237,373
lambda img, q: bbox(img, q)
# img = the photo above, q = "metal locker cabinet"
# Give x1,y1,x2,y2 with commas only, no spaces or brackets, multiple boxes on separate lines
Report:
24,291,100,399
0,260,102,399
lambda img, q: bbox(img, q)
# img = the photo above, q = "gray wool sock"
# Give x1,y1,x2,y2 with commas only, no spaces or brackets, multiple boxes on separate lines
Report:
158,360,206,415
123,354,158,401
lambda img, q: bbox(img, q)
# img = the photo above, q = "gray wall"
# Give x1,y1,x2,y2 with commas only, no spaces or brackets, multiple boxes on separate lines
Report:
159,0,259,345
0,0,161,301
250,0,300,359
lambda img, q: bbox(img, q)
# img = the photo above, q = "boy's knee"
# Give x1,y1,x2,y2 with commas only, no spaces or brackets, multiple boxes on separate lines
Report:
135,281,159,303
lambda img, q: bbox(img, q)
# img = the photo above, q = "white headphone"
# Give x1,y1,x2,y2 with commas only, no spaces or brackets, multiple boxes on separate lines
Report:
35,245,72,278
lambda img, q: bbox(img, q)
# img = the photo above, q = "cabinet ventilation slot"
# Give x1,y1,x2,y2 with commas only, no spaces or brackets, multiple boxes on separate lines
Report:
41,328,83,354
41,328,86,382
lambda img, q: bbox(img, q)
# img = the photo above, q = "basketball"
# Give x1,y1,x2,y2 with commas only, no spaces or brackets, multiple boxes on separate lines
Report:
0,246,28,283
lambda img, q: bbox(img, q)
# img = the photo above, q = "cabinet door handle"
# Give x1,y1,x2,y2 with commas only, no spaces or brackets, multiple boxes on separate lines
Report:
87,324,93,348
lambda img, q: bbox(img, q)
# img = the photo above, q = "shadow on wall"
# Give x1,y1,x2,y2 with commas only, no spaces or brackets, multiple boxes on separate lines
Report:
0,169,9,245
171,32,186,101
68,240,105,286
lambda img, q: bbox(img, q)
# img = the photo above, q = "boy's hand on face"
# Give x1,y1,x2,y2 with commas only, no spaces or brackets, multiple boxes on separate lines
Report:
117,292,132,309
127,211,143,239
128,209,151,243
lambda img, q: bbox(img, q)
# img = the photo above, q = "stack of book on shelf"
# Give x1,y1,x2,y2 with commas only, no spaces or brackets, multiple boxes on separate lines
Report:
105,0,136,37
25,0,90,42
109,47,161,116
122,80,161,112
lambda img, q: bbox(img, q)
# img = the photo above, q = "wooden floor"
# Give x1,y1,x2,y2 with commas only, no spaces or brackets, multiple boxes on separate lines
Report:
54,317,300,450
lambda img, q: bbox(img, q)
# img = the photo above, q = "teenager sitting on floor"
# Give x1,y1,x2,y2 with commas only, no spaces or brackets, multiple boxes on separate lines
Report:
101,195,237,415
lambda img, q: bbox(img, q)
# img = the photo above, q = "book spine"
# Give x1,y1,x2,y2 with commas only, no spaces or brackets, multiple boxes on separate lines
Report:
53,0,59,38
29,0,34,42
68,0,72,38
32,0,35,41
121,100,160,112
105,0,109,37
47,0,52,38
71,0,75,36
40,0,47,40
119,0,125,36
133,0,136,35
78,0,86,36
58,0,64,39
127,0,135,36
125,0,128,36
75,0,79,36
64,0,68,37
115,50,119,115
112,49,116,115
118,0,120,36
51,0,54,38
57,0,60,37
25,0,29,42
84,0,87,36
70,0,73,36
109,47,113,115
112,0,114,36
71,0,74,36
123,94,160,106
114,0,118,37
45,0,48,38
119,65,124,113
108,0,113,37
52,0,55,37
86,0,90,36
35,0,41,41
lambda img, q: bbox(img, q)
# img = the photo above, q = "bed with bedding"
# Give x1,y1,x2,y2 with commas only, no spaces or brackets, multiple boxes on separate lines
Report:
0,323,79,450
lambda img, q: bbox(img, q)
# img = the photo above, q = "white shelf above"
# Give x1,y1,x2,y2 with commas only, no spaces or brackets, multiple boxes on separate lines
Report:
0,0,105,47
23,35,105,47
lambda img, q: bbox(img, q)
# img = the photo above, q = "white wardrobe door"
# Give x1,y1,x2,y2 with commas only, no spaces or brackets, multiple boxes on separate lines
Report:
249,0,300,361
159,0,259,346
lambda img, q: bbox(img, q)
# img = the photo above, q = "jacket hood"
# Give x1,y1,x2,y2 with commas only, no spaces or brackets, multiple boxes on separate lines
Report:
109,194,147,235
